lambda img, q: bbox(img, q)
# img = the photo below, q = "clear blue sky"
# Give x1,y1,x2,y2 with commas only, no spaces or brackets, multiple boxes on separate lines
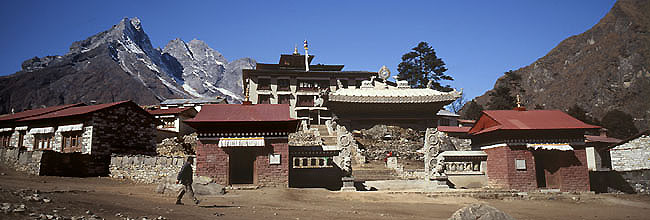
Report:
0,0,616,100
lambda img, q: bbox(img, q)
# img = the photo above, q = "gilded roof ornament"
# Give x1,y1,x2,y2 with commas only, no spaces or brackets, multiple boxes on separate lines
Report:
378,65,391,80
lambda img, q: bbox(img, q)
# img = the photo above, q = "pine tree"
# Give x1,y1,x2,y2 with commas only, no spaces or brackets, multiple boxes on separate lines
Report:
487,86,516,110
566,104,599,125
462,100,484,120
601,110,639,139
397,42,453,91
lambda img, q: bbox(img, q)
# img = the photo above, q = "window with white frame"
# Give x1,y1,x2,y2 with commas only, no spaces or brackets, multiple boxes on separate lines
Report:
35,134,54,150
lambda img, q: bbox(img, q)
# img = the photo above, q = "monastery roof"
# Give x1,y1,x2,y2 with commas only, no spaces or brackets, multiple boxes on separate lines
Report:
18,101,133,121
585,135,622,144
185,104,295,123
160,98,225,105
437,126,471,133
437,109,460,117
0,103,86,122
329,87,461,104
458,119,476,124
147,107,195,116
469,110,600,135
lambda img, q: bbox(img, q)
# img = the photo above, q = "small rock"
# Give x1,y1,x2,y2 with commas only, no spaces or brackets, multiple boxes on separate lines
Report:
116,212,123,217
156,216,166,220
46,214,54,219
43,198,51,203
12,207,25,212
273,213,278,216
214,212,224,217
380,213,385,217
86,210,92,215
0,172,6,175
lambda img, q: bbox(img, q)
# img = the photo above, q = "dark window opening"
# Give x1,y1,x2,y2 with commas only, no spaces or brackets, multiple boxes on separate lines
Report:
258,78,271,90
258,94,271,104
278,79,290,91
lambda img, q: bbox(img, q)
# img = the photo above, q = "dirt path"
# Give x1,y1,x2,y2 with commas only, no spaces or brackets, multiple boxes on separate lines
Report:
1,166,649,220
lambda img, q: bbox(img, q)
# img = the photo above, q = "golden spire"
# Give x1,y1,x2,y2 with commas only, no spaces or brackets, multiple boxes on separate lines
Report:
293,44,299,55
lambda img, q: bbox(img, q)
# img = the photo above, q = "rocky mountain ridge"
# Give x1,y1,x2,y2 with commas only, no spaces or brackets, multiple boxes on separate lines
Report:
466,0,650,131
0,17,251,113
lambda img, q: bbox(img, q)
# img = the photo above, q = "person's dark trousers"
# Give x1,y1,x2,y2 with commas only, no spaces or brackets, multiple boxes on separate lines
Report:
176,183,199,204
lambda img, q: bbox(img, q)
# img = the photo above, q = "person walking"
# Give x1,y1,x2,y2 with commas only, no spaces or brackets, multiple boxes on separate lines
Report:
176,156,200,205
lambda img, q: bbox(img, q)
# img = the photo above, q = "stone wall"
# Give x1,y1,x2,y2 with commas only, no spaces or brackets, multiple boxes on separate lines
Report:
1,148,113,176
591,170,650,194
0,148,42,175
109,154,186,184
484,146,537,191
91,105,157,156
484,146,590,192
610,134,650,171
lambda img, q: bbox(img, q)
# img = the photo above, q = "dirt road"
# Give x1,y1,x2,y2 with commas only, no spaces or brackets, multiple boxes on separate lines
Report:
1,167,649,220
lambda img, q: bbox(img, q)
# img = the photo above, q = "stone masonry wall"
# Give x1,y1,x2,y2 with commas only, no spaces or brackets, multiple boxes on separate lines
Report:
91,105,157,156
256,140,289,187
558,149,590,192
0,148,43,175
484,146,537,191
610,135,650,171
196,140,229,185
109,154,186,184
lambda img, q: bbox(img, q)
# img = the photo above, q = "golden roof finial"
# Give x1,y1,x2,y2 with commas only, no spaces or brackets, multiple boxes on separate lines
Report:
293,44,299,55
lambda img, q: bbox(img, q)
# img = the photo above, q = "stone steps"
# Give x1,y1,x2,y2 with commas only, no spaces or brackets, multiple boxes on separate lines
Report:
352,161,399,181
321,136,337,146
352,169,399,181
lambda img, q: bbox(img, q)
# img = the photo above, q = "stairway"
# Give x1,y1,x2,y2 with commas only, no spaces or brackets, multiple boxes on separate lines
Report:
352,161,399,181
311,124,400,181
312,125,337,146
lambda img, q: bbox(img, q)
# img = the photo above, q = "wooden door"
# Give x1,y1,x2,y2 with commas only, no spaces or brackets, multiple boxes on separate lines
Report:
534,151,562,189
545,167,561,189
229,150,255,184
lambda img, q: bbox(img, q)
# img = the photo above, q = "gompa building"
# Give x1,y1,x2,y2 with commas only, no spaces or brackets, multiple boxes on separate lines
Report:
469,108,600,192
242,41,376,126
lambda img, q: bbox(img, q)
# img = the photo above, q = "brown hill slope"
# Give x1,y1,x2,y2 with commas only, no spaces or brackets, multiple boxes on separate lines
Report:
468,0,650,131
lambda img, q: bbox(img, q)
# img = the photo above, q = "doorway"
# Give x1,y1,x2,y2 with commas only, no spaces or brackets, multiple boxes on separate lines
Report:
229,149,256,184
534,151,562,189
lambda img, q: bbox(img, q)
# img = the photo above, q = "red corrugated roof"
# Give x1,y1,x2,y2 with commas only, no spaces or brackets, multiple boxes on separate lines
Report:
585,135,622,144
147,107,194,116
18,101,131,121
437,126,471,133
186,104,294,122
0,103,86,122
457,119,476,124
469,110,600,135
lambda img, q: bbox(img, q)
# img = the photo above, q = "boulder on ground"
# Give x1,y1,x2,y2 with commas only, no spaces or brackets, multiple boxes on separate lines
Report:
448,204,515,220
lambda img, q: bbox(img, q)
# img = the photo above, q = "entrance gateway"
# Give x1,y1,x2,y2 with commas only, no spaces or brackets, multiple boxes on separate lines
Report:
186,104,298,187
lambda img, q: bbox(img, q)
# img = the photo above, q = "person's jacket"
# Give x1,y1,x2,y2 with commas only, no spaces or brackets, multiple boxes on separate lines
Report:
177,161,193,185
